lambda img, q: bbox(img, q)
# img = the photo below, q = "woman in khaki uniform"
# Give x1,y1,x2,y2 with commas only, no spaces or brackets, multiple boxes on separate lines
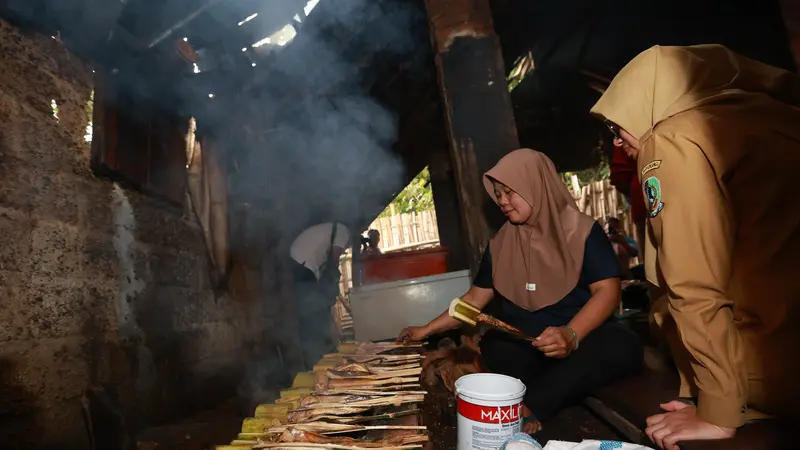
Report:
590,44,800,449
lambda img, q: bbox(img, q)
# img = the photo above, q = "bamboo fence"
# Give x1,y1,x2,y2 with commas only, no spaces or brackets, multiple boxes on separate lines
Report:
567,175,637,248
369,209,440,252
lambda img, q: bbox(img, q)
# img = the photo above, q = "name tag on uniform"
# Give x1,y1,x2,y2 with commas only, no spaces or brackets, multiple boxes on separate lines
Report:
526,283,536,291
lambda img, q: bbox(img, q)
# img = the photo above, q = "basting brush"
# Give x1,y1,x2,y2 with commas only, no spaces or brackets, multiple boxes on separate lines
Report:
448,298,536,342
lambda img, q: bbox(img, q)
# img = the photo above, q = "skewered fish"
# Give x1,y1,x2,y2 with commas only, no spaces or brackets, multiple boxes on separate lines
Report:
288,406,371,423
267,423,426,435
285,409,420,425
319,390,427,397
298,395,372,407
328,377,419,388
337,342,424,356
327,368,421,381
328,364,374,378
266,427,428,447
295,395,424,410
223,341,427,450
448,298,534,342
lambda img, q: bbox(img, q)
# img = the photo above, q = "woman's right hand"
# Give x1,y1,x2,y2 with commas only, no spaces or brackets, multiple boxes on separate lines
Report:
397,325,430,343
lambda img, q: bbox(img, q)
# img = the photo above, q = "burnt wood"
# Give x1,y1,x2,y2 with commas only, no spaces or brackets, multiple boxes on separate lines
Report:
92,70,188,204
424,0,519,275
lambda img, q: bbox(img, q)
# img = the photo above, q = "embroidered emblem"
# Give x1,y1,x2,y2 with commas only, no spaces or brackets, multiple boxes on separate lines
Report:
525,283,536,291
643,176,664,218
641,160,662,177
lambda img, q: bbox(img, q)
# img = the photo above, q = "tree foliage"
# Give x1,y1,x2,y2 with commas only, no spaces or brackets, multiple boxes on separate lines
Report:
573,152,611,184
561,137,611,193
380,167,434,217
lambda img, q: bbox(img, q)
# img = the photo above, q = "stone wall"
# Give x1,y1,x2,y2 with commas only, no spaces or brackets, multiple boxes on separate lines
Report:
0,20,293,449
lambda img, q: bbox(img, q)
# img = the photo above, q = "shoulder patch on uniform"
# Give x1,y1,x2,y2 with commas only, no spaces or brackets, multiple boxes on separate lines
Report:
643,176,664,218
641,160,661,177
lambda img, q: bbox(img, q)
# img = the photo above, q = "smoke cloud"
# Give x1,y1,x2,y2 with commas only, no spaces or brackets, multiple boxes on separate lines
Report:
230,0,427,234
222,0,428,406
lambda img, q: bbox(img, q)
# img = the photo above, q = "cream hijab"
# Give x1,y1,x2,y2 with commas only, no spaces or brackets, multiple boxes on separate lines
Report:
590,44,800,286
483,149,596,311
590,44,800,142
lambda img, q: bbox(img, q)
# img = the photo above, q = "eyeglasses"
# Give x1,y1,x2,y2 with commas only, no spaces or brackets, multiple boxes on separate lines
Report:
604,120,621,139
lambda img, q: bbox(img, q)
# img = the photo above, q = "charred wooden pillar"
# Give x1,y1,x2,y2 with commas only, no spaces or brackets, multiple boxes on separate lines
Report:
424,0,520,274
429,132,468,272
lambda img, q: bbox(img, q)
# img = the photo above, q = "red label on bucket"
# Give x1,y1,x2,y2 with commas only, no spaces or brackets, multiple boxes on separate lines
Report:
457,398,522,424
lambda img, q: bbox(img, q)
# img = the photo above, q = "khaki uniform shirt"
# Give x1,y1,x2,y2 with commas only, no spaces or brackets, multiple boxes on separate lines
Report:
640,101,800,428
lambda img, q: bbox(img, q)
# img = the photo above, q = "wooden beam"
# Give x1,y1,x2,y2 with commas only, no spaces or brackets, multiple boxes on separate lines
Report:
424,0,520,274
428,130,469,272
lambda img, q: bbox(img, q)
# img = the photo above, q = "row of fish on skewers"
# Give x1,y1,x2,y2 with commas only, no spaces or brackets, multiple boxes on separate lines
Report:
217,341,430,450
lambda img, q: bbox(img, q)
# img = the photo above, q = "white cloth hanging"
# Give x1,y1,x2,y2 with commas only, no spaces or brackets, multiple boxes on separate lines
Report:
290,222,351,280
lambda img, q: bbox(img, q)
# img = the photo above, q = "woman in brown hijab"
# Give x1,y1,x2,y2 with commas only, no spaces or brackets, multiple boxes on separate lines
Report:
399,149,643,433
591,44,800,449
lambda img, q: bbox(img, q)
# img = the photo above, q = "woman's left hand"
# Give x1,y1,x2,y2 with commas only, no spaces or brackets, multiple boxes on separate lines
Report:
533,326,576,358
645,401,736,450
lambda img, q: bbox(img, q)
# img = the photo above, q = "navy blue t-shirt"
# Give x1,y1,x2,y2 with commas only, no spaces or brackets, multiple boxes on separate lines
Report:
474,223,621,335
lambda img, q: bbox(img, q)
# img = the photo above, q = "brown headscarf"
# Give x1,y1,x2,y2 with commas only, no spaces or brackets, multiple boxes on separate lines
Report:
483,149,596,311
590,44,800,142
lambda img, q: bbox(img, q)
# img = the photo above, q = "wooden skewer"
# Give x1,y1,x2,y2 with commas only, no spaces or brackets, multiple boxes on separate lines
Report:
327,368,422,380
345,409,420,423
448,298,535,342
294,409,420,425
322,426,426,435
319,390,428,396
328,377,420,388
294,395,425,410
369,364,421,372
266,424,427,435
327,354,422,361
315,384,422,395
477,314,536,342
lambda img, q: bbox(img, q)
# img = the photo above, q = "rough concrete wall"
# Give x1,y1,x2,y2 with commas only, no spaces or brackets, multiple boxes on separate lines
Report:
0,20,285,449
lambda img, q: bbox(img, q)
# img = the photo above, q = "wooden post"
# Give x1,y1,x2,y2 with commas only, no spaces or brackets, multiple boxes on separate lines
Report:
425,0,520,274
350,229,362,288
570,174,580,194
429,139,469,270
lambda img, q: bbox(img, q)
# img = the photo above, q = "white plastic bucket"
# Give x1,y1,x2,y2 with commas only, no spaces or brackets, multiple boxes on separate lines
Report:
455,373,527,450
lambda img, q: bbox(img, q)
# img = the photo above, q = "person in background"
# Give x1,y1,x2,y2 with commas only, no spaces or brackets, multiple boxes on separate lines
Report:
290,222,350,368
604,217,638,279
398,149,643,434
591,44,800,449
360,229,383,257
